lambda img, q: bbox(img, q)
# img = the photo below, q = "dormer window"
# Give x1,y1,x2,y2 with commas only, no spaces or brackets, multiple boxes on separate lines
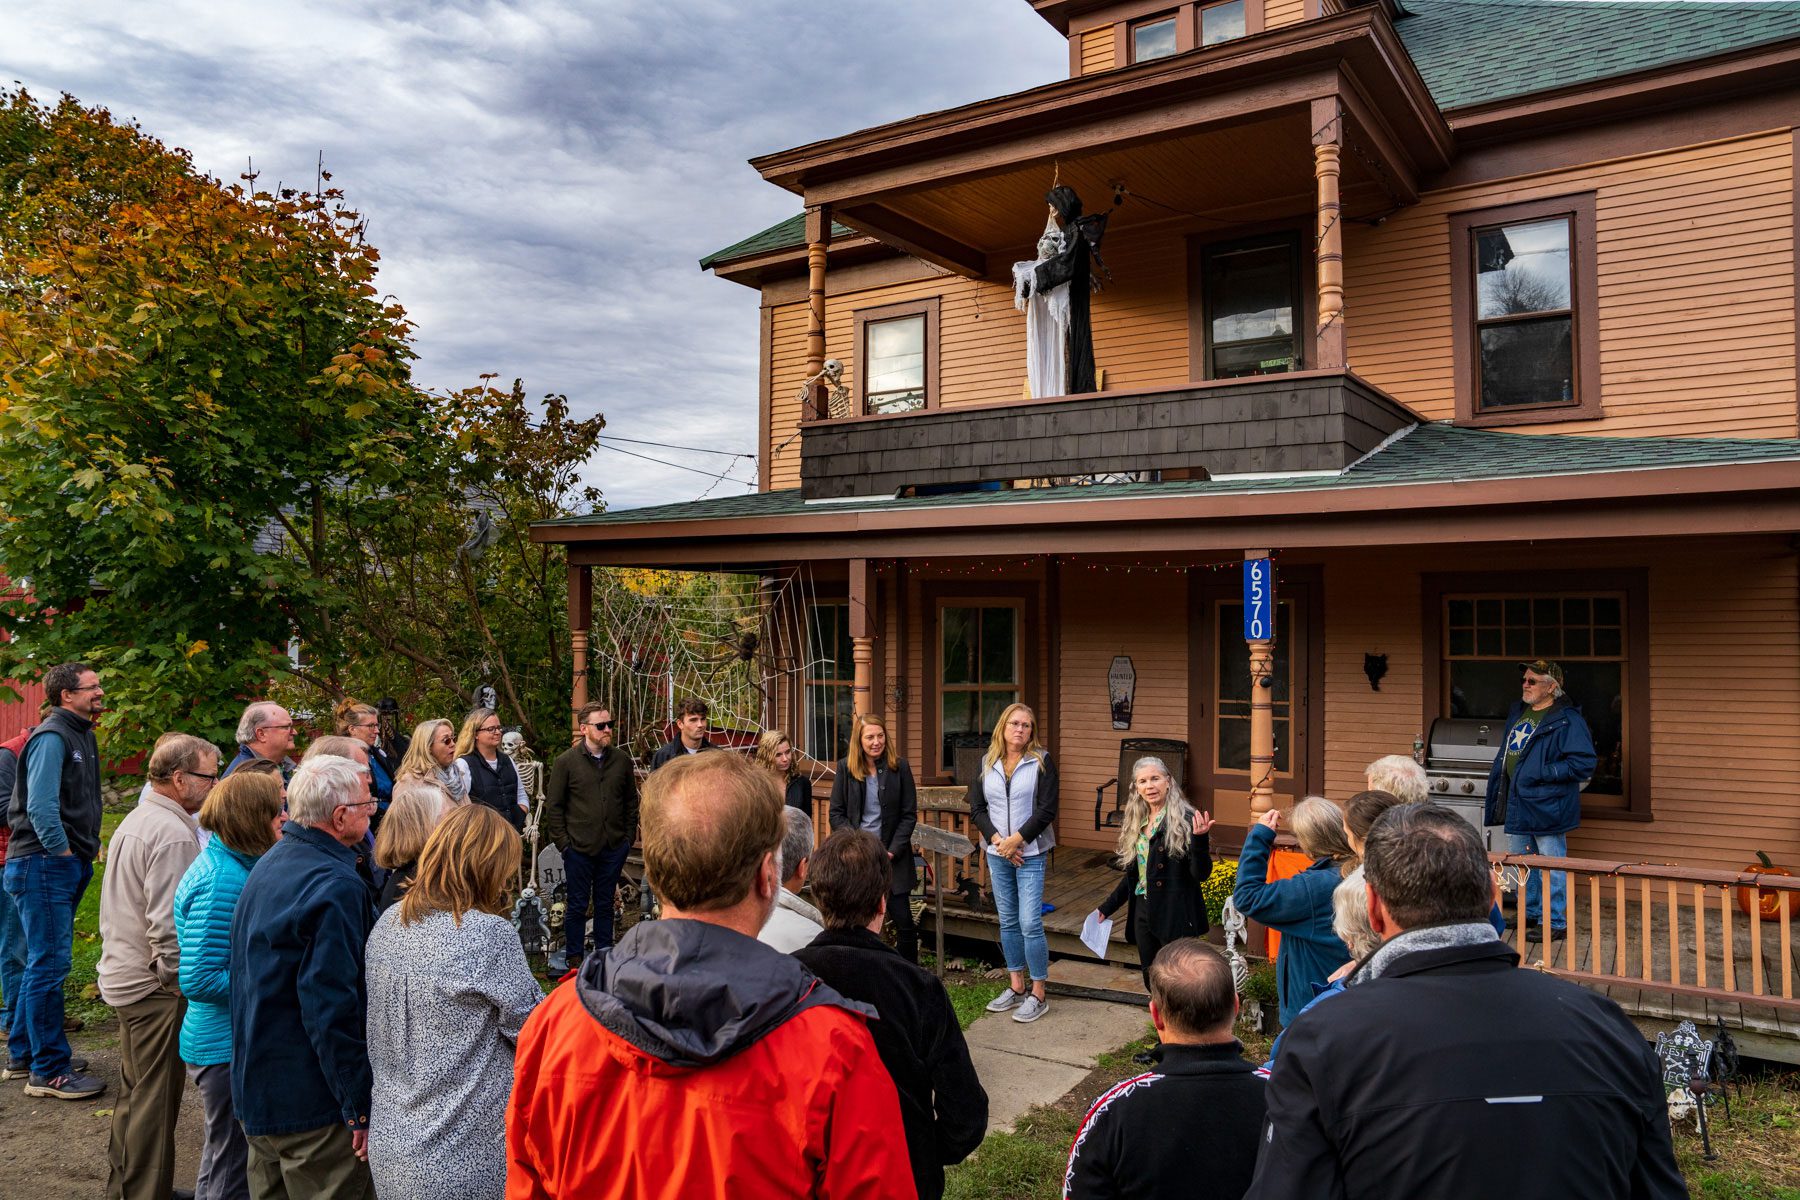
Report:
1131,14,1179,63
1201,0,1247,46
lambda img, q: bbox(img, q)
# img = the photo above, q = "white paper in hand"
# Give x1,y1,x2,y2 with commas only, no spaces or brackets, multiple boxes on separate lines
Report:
1080,911,1113,959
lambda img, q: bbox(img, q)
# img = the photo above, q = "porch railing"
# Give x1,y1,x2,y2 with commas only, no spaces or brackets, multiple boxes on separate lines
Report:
1491,852,1800,1010
808,785,988,898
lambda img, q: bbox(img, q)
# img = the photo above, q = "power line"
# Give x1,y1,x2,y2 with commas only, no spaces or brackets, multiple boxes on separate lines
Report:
597,441,755,487
598,433,751,458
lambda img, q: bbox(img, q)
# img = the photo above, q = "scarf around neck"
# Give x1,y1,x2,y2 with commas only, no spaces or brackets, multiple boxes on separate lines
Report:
1354,921,1499,984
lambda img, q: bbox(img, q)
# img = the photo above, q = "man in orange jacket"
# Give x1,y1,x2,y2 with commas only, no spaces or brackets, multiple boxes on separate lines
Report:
506,750,918,1200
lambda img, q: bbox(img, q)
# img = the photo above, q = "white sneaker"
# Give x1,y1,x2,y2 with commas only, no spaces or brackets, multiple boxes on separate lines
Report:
985,988,1025,1013
1012,994,1049,1023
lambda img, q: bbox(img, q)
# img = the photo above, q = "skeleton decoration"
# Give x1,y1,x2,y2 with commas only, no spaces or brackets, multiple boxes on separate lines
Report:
798,358,851,419
1221,897,1251,996
502,731,550,959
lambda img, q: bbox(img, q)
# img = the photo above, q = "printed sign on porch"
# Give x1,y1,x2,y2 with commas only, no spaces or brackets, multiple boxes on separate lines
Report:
1108,655,1136,730
1243,558,1276,641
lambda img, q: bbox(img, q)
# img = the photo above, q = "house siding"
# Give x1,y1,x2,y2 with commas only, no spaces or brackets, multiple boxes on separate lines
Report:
1345,130,1798,437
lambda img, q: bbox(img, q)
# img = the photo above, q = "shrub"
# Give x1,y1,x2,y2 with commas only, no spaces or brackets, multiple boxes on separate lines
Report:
1203,857,1238,928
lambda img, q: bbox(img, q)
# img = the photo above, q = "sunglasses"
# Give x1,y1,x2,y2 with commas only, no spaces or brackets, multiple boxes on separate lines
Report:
588,720,614,731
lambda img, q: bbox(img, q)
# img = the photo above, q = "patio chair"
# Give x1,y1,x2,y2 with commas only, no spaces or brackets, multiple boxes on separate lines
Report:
1093,737,1189,829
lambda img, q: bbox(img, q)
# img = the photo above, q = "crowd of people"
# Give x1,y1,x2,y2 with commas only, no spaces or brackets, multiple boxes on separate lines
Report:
0,656,1688,1199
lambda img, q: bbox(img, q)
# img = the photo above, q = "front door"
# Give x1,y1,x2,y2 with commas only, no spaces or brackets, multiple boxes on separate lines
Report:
1190,570,1322,831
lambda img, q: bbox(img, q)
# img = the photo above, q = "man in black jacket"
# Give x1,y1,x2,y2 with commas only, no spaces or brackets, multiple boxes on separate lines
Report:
543,703,638,975
796,830,987,1200
647,698,717,771
1063,938,1265,1200
1247,803,1686,1200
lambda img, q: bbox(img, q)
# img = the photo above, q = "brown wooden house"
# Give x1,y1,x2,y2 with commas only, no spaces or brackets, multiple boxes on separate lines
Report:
537,0,1800,1029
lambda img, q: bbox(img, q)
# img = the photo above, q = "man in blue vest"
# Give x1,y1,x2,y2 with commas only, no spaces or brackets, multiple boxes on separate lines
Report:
3,662,108,1100
1484,659,1597,941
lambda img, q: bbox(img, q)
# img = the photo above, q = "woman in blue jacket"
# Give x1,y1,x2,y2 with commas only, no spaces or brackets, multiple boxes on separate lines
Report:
1232,797,1355,1026
174,769,286,1200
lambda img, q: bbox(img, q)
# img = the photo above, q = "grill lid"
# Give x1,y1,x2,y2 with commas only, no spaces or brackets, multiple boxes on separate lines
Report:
1425,717,1504,773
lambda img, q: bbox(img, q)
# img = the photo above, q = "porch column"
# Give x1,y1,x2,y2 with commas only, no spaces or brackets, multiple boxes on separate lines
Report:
567,563,592,738
1311,97,1347,371
1245,549,1278,818
849,557,876,718
805,204,834,418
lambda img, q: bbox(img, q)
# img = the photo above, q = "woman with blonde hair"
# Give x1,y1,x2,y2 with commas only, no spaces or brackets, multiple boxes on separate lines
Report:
365,805,543,1200
373,780,451,912
453,708,527,832
1092,756,1215,986
755,729,811,813
1232,796,1354,1025
173,769,287,1200
826,712,919,962
335,699,395,815
396,718,468,805
965,702,1059,1023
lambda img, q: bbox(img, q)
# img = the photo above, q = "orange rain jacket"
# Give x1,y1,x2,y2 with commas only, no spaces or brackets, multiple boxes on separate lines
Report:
506,917,918,1200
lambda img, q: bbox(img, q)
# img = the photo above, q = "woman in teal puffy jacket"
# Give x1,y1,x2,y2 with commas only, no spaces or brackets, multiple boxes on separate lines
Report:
174,768,286,1200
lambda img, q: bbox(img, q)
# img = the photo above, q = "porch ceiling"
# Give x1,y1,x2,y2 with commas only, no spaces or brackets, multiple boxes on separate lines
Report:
749,6,1452,276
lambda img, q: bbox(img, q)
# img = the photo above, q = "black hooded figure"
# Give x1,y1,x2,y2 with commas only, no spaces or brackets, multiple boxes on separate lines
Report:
1034,185,1111,395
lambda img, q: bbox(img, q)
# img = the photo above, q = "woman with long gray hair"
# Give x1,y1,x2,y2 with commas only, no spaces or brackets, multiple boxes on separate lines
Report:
1091,757,1215,985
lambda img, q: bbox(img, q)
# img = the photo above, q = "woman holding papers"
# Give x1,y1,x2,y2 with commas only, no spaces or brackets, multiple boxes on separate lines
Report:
1093,757,1215,985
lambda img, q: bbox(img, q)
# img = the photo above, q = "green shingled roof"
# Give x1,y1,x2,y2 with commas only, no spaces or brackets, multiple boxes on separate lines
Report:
535,424,1800,530
698,213,857,269
1398,0,1800,111
701,1,1800,267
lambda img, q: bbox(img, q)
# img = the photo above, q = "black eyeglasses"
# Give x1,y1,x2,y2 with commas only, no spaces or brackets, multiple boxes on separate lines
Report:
182,771,219,782
588,720,614,731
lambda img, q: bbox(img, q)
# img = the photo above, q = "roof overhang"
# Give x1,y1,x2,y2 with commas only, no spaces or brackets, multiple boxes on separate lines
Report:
747,6,1453,278
534,458,1800,570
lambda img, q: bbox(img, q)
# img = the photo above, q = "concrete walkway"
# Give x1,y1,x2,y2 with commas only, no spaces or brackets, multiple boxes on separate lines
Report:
963,995,1152,1132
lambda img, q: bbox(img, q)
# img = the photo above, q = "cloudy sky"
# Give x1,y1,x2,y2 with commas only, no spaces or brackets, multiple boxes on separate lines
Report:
4,1,1065,509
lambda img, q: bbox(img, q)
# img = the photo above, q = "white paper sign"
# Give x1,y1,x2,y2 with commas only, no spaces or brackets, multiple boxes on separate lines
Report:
1080,911,1114,959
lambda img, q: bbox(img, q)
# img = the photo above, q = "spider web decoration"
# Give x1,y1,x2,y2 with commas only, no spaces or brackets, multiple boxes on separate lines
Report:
586,565,837,786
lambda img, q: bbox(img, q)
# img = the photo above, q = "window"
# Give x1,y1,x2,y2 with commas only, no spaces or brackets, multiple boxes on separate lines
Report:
1131,14,1178,62
1449,194,1599,426
805,603,854,762
1215,599,1292,773
1425,572,1649,818
1203,235,1301,378
854,298,939,417
939,605,1019,769
1200,0,1247,46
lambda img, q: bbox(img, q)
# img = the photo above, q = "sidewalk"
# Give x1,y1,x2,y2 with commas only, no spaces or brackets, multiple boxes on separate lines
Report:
962,995,1151,1132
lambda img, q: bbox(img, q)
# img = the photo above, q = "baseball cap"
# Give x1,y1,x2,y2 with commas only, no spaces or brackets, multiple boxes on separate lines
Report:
1519,659,1564,686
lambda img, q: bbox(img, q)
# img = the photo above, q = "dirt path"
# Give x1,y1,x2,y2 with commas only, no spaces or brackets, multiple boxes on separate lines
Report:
0,1023,205,1198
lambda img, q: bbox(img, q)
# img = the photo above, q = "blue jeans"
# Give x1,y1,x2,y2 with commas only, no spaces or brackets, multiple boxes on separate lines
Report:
2,852,92,1078
1508,832,1568,930
0,882,26,1052
563,842,632,962
987,851,1049,982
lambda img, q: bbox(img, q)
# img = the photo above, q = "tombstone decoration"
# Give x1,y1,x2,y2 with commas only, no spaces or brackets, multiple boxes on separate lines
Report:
1108,655,1137,730
1654,1019,1728,1161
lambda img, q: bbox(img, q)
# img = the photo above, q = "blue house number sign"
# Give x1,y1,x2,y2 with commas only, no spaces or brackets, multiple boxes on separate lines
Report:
1243,558,1275,641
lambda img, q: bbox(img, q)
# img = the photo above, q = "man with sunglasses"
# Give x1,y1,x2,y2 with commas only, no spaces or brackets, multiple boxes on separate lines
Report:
542,705,638,976
4,662,107,1101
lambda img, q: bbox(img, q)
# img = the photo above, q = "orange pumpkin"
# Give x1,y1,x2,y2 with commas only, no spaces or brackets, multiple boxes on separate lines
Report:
1735,850,1793,920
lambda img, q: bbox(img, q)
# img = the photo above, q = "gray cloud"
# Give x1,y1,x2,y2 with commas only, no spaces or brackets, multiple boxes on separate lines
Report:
4,0,1064,508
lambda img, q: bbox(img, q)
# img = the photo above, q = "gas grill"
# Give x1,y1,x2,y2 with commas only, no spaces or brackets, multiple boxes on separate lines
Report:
1422,717,1505,850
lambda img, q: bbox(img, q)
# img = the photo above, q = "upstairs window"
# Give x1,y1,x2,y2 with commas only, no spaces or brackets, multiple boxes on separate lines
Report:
1201,0,1247,46
1131,14,1178,62
1449,194,1599,426
855,298,939,416
1202,234,1301,378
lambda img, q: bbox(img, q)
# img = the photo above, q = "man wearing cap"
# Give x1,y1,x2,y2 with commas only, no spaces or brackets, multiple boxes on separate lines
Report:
1484,659,1596,941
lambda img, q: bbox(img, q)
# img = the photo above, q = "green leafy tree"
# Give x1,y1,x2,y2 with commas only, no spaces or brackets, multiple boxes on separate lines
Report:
278,379,606,749
0,89,421,749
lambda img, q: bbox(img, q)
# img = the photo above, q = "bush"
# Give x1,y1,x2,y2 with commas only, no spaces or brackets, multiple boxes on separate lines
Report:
1203,857,1238,928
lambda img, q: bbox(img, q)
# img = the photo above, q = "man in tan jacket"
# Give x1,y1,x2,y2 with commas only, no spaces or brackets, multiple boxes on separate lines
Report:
98,733,217,1200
